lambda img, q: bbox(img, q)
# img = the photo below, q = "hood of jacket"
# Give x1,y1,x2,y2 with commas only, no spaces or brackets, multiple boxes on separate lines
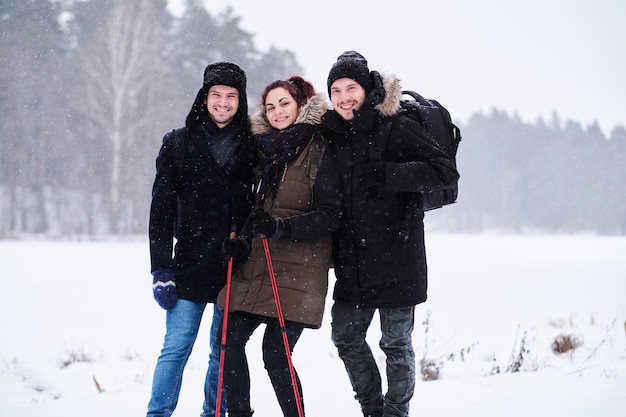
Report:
373,72,402,117
249,92,328,135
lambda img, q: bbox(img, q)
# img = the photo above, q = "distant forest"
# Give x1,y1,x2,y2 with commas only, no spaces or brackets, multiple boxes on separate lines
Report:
429,110,626,235
2,0,625,237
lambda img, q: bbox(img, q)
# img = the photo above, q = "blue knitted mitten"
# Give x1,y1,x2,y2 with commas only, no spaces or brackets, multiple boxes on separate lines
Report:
152,269,178,310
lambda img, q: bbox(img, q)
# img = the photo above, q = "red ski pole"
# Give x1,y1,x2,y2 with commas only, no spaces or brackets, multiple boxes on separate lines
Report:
262,237,304,417
215,232,236,417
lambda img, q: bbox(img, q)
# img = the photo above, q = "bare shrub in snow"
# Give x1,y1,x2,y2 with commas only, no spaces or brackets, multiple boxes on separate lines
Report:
59,346,94,369
552,334,582,354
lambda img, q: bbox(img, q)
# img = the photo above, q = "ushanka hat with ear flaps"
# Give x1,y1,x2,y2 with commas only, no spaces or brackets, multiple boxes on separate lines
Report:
203,62,247,94
327,50,374,95
187,61,249,128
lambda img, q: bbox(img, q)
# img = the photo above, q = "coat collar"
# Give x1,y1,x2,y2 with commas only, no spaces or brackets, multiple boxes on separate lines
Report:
250,92,328,135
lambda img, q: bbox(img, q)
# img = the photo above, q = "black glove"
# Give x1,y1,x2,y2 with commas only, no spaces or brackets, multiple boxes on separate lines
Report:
247,208,290,239
353,72,385,131
221,236,251,264
248,208,277,237
358,162,387,188
152,269,178,310
363,71,385,109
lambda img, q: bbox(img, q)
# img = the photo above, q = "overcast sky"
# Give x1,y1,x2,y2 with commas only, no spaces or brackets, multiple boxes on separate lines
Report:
170,0,625,136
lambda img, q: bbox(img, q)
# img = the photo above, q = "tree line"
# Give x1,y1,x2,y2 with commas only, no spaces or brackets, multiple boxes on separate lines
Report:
1,0,302,236
1,0,624,237
428,111,626,235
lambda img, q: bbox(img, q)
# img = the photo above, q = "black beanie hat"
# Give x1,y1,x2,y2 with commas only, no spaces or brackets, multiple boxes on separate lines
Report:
327,51,374,95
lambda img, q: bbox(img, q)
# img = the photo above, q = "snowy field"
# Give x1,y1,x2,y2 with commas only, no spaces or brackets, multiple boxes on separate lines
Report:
1,234,625,417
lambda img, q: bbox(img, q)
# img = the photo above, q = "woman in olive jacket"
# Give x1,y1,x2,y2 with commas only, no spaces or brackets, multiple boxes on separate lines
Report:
216,76,341,417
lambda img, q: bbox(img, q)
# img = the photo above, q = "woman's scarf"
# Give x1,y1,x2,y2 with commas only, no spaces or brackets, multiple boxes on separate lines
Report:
256,123,315,204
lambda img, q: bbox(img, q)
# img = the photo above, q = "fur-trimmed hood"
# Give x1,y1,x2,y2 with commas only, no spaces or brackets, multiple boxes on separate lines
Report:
250,92,329,136
374,72,402,117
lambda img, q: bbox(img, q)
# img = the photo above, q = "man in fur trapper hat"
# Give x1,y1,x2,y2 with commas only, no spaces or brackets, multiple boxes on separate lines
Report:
184,61,249,129
322,51,459,417
148,61,256,417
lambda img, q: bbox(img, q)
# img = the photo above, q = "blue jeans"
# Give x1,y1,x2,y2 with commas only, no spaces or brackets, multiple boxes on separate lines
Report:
331,302,416,417
147,301,226,417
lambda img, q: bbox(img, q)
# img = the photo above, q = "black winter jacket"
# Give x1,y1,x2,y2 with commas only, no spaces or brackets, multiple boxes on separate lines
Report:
149,89,256,303
322,74,459,308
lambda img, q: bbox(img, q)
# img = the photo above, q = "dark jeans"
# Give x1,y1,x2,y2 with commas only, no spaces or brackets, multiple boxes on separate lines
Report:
219,310,305,417
331,302,416,417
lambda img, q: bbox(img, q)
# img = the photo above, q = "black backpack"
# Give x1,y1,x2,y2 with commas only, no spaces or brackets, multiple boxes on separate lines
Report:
401,90,461,211
171,127,187,178
371,90,461,212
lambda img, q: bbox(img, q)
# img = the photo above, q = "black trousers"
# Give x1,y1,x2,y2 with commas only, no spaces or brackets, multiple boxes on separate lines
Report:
218,310,305,417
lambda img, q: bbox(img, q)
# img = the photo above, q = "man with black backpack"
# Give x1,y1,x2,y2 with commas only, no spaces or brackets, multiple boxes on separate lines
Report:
321,51,459,417
147,62,256,417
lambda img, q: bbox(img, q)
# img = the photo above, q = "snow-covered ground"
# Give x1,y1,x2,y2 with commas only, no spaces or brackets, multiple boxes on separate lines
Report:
1,234,625,416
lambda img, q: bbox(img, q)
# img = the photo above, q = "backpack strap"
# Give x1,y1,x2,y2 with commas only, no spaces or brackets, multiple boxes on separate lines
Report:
172,127,186,178
306,133,326,189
